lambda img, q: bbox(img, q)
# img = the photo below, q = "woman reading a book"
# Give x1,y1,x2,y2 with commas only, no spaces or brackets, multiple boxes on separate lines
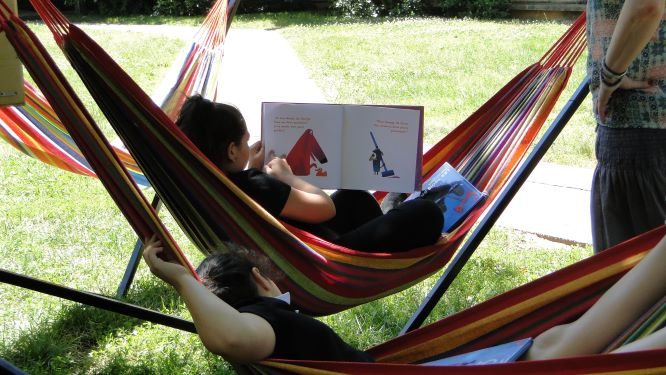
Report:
176,95,443,253
142,233,665,364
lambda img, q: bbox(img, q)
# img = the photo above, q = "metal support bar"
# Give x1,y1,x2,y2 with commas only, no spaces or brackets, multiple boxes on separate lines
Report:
0,357,26,375
116,193,162,298
1,268,196,333
400,77,591,335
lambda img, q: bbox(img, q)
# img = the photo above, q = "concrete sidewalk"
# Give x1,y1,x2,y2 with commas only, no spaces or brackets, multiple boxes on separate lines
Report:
218,29,327,145
496,162,593,246
218,29,594,246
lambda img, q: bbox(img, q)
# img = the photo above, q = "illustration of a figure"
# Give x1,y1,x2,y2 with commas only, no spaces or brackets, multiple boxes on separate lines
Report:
369,148,383,175
286,129,328,176
369,131,395,177
419,181,465,212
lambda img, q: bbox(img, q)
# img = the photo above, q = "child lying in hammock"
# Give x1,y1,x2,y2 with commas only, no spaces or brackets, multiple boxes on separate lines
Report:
176,95,442,253
142,233,666,364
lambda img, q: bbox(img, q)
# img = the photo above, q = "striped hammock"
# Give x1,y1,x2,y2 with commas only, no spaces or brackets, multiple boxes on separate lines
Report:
0,0,587,316
252,226,666,374
0,0,238,188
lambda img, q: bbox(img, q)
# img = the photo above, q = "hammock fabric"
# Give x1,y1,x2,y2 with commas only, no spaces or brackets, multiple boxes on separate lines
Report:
0,1,198,277
0,0,238,187
0,82,149,186
0,0,587,315
252,226,666,374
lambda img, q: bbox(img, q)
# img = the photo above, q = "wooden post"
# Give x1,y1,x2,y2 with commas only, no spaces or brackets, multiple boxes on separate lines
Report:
0,0,24,106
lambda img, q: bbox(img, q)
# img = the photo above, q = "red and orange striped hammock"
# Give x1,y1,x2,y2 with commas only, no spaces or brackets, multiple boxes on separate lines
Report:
2,3,664,373
251,226,666,374
0,0,587,316
0,0,238,187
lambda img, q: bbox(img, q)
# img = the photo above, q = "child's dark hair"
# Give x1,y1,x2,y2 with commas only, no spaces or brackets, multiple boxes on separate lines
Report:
176,95,247,168
196,243,282,308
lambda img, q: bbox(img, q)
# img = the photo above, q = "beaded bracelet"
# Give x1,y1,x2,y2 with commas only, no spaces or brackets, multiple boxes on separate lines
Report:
600,60,626,87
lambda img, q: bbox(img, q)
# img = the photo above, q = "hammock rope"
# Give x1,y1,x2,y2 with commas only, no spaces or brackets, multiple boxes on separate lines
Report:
0,0,588,315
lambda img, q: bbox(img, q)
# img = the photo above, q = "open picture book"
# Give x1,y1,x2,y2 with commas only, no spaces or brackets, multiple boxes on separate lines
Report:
405,162,487,234
261,102,423,193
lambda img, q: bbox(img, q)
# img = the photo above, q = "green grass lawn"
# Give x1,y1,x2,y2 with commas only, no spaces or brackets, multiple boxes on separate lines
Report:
0,12,591,374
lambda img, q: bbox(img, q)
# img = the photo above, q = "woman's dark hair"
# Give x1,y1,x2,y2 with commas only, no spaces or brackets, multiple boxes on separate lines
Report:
176,95,247,168
196,243,282,308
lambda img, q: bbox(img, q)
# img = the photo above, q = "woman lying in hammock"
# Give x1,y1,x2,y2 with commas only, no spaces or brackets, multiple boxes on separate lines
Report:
142,233,666,364
176,95,442,253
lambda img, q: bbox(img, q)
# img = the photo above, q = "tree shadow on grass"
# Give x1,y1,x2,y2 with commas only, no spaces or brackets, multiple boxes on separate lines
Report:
0,279,203,374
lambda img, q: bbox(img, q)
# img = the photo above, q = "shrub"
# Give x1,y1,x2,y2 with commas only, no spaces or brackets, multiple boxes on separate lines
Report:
238,0,325,13
64,0,156,15
333,0,424,17
153,0,214,16
434,0,511,18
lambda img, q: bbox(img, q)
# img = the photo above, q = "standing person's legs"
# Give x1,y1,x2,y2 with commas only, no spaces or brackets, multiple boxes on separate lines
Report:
591,126,666,253
333,199,443,253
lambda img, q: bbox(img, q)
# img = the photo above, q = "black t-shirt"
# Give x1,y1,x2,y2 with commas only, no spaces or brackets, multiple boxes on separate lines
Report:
227,168,339,240
238,297,374,362
227,169,292,216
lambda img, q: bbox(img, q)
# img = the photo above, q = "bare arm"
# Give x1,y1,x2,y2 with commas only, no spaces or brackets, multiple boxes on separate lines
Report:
142,236,275,363
526,234,666,360
264,157,336,223
597,0,664,122
612,327,666,354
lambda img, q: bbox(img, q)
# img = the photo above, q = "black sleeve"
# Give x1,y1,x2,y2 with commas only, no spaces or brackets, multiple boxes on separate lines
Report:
228,169,291,216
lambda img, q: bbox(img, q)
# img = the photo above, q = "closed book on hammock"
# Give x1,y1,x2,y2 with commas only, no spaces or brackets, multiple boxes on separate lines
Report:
422,338,533,366
405,162,486,233
261,102,423,192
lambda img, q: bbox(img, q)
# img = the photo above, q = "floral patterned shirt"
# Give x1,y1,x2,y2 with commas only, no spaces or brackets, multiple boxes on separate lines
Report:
586,0,666,128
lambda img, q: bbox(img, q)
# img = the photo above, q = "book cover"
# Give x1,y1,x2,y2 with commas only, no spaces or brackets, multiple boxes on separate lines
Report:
422,338,533,366
406,162,486,233
261,102,423,192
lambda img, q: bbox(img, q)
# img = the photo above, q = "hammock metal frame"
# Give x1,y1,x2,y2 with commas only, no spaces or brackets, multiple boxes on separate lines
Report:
116,78,591,304
1,0,588,315
0,80,582,334
401,77,591,334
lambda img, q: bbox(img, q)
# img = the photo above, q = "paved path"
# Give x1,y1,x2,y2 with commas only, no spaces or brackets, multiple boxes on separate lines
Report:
217,29,327,144
215,28,594,246
497,162,593,245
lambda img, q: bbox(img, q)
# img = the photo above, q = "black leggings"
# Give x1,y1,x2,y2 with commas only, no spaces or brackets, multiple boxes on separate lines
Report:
297,190,443,253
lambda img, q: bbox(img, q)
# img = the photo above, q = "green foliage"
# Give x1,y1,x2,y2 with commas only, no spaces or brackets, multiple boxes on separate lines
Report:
333,0,425,17
238,0,326,13
153,0,215,16
64,0,156,15
434,0,511,18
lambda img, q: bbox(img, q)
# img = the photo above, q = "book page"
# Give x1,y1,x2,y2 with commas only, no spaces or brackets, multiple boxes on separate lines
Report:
261,103,343,188
340,105,422,192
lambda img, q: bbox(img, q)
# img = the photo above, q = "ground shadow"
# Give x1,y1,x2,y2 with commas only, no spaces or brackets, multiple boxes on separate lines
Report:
0,279,194,374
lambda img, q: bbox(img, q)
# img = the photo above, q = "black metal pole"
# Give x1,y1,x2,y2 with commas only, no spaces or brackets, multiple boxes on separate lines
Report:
116,194,162,298
0,357,26,375
1,268,196,333
400,77,591,335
